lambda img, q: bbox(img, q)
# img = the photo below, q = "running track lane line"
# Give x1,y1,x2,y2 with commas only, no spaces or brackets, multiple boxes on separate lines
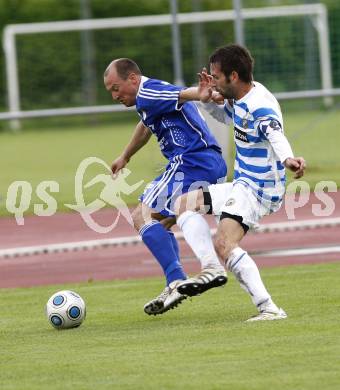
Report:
1,217,340,259
140,244,340,264
253,245,340,257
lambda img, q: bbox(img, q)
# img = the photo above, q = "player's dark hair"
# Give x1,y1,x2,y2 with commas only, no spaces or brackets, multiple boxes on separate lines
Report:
110,58,142,80
209,44,254,83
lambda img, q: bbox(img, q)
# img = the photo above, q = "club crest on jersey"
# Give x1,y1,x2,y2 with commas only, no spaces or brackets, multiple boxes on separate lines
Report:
225,198,235,207
242,118,248,128
269,119,281,131
234,127,249,143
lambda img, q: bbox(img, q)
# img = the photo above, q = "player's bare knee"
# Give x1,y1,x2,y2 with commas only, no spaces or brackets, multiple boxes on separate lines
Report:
214,236,225,260
214,235,235,262
173,194,187,216
132,204,151,231
174,189,204,216
160,217,176,230
223,242,237,260
131,207,142,231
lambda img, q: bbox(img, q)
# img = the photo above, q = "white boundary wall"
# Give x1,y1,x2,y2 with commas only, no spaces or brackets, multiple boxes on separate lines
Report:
1,3,334,122
1,217,340,259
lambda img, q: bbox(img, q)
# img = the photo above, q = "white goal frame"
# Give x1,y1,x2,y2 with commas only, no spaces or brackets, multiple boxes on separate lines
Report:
1,3,335,122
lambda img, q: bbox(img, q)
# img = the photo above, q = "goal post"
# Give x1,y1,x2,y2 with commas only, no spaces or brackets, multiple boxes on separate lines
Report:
1,3,335,125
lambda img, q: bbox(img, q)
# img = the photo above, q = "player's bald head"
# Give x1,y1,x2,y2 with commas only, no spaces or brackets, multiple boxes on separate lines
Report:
104,58,142,81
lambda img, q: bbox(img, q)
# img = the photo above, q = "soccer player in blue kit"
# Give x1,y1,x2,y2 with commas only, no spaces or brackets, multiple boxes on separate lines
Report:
175,44,306,321
104,58,227,315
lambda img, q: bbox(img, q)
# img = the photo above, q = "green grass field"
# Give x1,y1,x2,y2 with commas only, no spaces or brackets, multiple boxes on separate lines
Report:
0,115,167,216
283,107,340,187
1,262,340,390
0,107,339,216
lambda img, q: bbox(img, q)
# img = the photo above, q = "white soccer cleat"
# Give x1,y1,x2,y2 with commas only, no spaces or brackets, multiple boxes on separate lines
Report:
245,308,287,322
176,268,227,297
143,286,169,315
144,280,187,316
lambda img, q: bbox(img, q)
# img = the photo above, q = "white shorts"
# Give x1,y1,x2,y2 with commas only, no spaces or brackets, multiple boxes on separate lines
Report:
207,181,281,230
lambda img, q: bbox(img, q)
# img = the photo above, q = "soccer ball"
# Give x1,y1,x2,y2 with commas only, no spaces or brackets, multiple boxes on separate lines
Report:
46,290,86,329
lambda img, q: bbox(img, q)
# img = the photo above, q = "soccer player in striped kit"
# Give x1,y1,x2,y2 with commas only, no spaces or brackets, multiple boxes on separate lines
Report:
176,44,306,321
104,59,227,316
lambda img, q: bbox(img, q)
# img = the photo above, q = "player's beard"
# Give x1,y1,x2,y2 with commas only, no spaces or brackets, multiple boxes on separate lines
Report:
218,87,234,100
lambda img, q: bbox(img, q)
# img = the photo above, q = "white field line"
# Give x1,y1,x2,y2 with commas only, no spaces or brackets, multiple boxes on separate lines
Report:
142,244,340,264
1,217,340,259
255,245,340,257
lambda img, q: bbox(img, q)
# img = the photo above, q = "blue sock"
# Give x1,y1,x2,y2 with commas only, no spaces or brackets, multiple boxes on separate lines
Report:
168,231,180,262
140,221,186,285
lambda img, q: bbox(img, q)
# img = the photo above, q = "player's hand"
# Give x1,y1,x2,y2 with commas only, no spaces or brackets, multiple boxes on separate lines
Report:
284,157,306,179
197,68,213,102
111,155,129,175
211,91,225,104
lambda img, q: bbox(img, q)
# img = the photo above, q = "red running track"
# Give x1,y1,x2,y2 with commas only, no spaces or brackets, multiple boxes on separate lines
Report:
0,191,339,288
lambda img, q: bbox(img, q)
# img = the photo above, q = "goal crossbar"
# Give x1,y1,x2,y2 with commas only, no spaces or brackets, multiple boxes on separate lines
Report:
1,3,333,122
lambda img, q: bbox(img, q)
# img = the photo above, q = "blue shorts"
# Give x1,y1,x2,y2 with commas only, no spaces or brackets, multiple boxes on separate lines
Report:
139,148,227,217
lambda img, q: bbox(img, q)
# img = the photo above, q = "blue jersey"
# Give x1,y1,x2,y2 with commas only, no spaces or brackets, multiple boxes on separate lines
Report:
136,77,221,161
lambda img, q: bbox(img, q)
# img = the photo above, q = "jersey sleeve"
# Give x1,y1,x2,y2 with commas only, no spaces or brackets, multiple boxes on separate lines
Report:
137,81,184,116
223,100,233,125
256,116,294,163
197,102,229,124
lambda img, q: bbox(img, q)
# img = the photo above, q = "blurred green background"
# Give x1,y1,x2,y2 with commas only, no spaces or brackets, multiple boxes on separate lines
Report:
0,104,339,216
0,0,339,110
0,0,339,216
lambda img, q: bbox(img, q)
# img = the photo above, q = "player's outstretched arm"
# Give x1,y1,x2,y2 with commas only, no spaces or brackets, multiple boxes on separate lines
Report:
284,157,306,179
260,120,306,179
179,68,217,104
111,121,152,174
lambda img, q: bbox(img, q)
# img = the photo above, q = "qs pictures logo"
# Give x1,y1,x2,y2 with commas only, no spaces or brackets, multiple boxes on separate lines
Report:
65,157,144,233
4,157,144,233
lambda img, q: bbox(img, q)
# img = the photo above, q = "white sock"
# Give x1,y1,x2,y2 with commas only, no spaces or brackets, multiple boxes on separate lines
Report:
226,247,279,313
177,210,224,271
